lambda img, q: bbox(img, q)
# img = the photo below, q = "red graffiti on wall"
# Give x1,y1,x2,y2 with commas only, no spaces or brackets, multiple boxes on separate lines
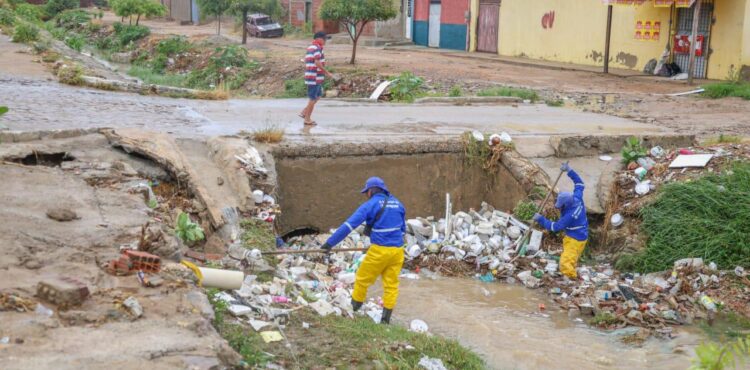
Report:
541,11,555,29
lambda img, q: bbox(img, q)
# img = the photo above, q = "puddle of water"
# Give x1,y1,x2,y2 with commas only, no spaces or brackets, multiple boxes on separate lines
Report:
370,276,701,370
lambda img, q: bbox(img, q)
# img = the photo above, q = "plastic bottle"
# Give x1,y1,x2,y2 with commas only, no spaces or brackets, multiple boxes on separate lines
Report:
700,295,717,312
297,280,320,290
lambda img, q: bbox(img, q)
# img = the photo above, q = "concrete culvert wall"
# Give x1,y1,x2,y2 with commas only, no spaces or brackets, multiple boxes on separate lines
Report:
272,141,551,236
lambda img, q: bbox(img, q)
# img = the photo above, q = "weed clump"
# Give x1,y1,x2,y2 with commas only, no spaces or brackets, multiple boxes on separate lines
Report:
513,200,537,222
621,136,647,166
279,78,306,98
624,161,750,272
55,63,84,85
186,45,256,90
449,85,462,97
252,124,285,143
0,8,15,26
14,3,45,22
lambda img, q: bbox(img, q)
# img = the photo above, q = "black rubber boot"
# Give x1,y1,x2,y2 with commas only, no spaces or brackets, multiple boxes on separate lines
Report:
351,299,363,312
380,308,393,324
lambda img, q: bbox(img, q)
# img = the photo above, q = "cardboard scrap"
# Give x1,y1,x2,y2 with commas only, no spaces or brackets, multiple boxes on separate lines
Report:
259,331,284,343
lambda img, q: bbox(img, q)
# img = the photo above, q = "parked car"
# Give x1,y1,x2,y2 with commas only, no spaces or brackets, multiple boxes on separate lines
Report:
246,13,283,38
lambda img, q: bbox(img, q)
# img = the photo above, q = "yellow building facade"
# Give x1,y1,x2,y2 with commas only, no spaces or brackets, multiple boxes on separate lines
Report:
468,0,750,80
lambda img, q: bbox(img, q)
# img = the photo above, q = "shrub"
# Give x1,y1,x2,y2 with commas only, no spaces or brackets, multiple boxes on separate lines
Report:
186,45,254,90
513,200,537,222
0,8,14,26
448,85,462,97
56,64,84,85
14,3,45,21
65,33,85,51
155,35,191,55
113,22,149,46
45,0,78,18
12,22,39,43
389,72,424,103
53,9,90,30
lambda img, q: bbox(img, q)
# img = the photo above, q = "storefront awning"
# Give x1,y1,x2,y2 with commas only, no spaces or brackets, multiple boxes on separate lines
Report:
601,0,696,7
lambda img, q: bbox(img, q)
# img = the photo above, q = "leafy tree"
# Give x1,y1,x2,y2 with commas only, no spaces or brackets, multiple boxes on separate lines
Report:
197,0,231,35
319,0,396,64
45,0,78,18
230,0,282,44
111,0,165,25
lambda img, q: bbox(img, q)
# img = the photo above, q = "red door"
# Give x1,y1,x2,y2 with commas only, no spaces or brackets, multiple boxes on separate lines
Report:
477,0,500,53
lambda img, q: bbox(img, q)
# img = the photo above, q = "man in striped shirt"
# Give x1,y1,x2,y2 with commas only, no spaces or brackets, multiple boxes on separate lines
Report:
300,32,333,126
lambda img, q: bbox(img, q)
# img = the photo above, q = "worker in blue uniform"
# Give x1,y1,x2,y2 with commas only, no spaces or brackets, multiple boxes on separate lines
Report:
533,163,589,279
321,177,406,324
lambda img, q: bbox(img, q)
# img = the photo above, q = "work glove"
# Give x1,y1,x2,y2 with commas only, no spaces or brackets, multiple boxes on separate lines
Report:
560,162,571,172
321,242,333,254
532,213,544,223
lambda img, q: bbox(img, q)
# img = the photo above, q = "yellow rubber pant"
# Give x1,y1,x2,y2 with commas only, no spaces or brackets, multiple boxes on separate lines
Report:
560,236,587,279
352,244,404,310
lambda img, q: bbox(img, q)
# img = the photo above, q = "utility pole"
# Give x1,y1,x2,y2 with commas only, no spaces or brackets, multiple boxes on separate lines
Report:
604,5,613,74
687,0,702,85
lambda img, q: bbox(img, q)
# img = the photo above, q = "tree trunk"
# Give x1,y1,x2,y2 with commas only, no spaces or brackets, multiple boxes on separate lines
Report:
136,14,141,26
129,16,132,25
218,14,221,35
350,37,358,64
242,10,247,44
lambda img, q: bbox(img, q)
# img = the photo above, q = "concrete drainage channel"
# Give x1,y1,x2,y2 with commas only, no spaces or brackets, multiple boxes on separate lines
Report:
0,129,708,369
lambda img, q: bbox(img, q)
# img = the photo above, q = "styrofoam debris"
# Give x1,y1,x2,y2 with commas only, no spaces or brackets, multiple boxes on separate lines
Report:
410,319,429,333
228,304,253,317
419,356,448,370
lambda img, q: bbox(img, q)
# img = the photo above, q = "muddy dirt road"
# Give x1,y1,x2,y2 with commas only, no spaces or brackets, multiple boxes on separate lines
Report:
1,76,666,142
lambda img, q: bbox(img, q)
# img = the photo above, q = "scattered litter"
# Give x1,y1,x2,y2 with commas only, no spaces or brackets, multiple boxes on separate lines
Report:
34,303,54,317
302,322,310,329
369,80,392,100
252,190,264,204
471,131,484,142
650,146,665,158
410,319,429,333
248,319,271,331
610,213,624,227
310,300,335,317
260,331,284,343
669,154,713,168
235,147,268,177
635,181,651,195
122,296,143,318
670,72,688,80
0,337,9,344
228,305,253,317
735,266,746,277
418,355,448,370
667,88,704,96
599,155,613,161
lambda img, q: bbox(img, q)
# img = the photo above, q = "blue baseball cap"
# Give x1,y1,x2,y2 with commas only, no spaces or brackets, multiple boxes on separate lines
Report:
360,177,389,194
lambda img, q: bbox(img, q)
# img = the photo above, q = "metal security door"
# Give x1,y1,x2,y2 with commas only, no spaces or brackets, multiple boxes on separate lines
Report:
674,0,713,78
428,2,441,47
477,0,500,53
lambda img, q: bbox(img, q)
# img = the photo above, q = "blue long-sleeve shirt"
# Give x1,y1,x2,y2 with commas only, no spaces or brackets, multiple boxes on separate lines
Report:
326,193,406,247
537,169,589,241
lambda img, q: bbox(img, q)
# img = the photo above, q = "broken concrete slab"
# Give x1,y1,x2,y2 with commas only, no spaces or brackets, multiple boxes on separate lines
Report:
36,277,90,308
550,134,695,158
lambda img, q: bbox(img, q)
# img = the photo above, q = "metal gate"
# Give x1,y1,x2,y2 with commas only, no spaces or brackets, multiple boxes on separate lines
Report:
674,0,713,79
477,0,500,53
428,2,441,48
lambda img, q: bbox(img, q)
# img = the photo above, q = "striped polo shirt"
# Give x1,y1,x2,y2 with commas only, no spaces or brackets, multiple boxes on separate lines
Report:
304,42,325,86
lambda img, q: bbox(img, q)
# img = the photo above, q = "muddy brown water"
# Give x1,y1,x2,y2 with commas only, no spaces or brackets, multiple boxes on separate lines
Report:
370,276,701,370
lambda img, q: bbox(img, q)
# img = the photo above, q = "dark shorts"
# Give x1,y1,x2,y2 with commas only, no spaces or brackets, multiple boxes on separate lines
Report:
307,84,323,100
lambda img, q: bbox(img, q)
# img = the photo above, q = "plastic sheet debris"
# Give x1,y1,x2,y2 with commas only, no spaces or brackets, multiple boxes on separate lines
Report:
228,305,253,317
260,331,284,343
471,131,484,142
34,303,54,317
599,155,613,161
418,356,448,370
669,154,713,168
252,190,264,204
310,300,335,317
248,319,271,331
410,319,429,333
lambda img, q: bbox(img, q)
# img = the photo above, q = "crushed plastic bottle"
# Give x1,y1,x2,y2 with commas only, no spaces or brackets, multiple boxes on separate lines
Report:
700,295,717,312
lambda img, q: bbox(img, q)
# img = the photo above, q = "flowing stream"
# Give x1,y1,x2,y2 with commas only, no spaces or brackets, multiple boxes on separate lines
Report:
373,276,703,369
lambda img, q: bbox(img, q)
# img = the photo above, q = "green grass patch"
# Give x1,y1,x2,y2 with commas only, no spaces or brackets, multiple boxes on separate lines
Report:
0,8,15,26
622,161,750,272
127,65,187,87
240,218,276,251
702,134,744,145
389,71,424,103
477,86,539,101
207,288,485,370
449,85,462,97
590,312,620,328
278,78,307,98
702,82,750,100
545,99,564,107
14,3,45,22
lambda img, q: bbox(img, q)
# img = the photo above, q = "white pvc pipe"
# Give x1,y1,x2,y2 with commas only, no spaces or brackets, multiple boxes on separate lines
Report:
199,267,244,290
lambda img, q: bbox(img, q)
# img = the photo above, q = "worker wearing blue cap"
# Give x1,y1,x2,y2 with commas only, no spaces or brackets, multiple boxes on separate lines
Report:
322,177,406,324
533,163,589,279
